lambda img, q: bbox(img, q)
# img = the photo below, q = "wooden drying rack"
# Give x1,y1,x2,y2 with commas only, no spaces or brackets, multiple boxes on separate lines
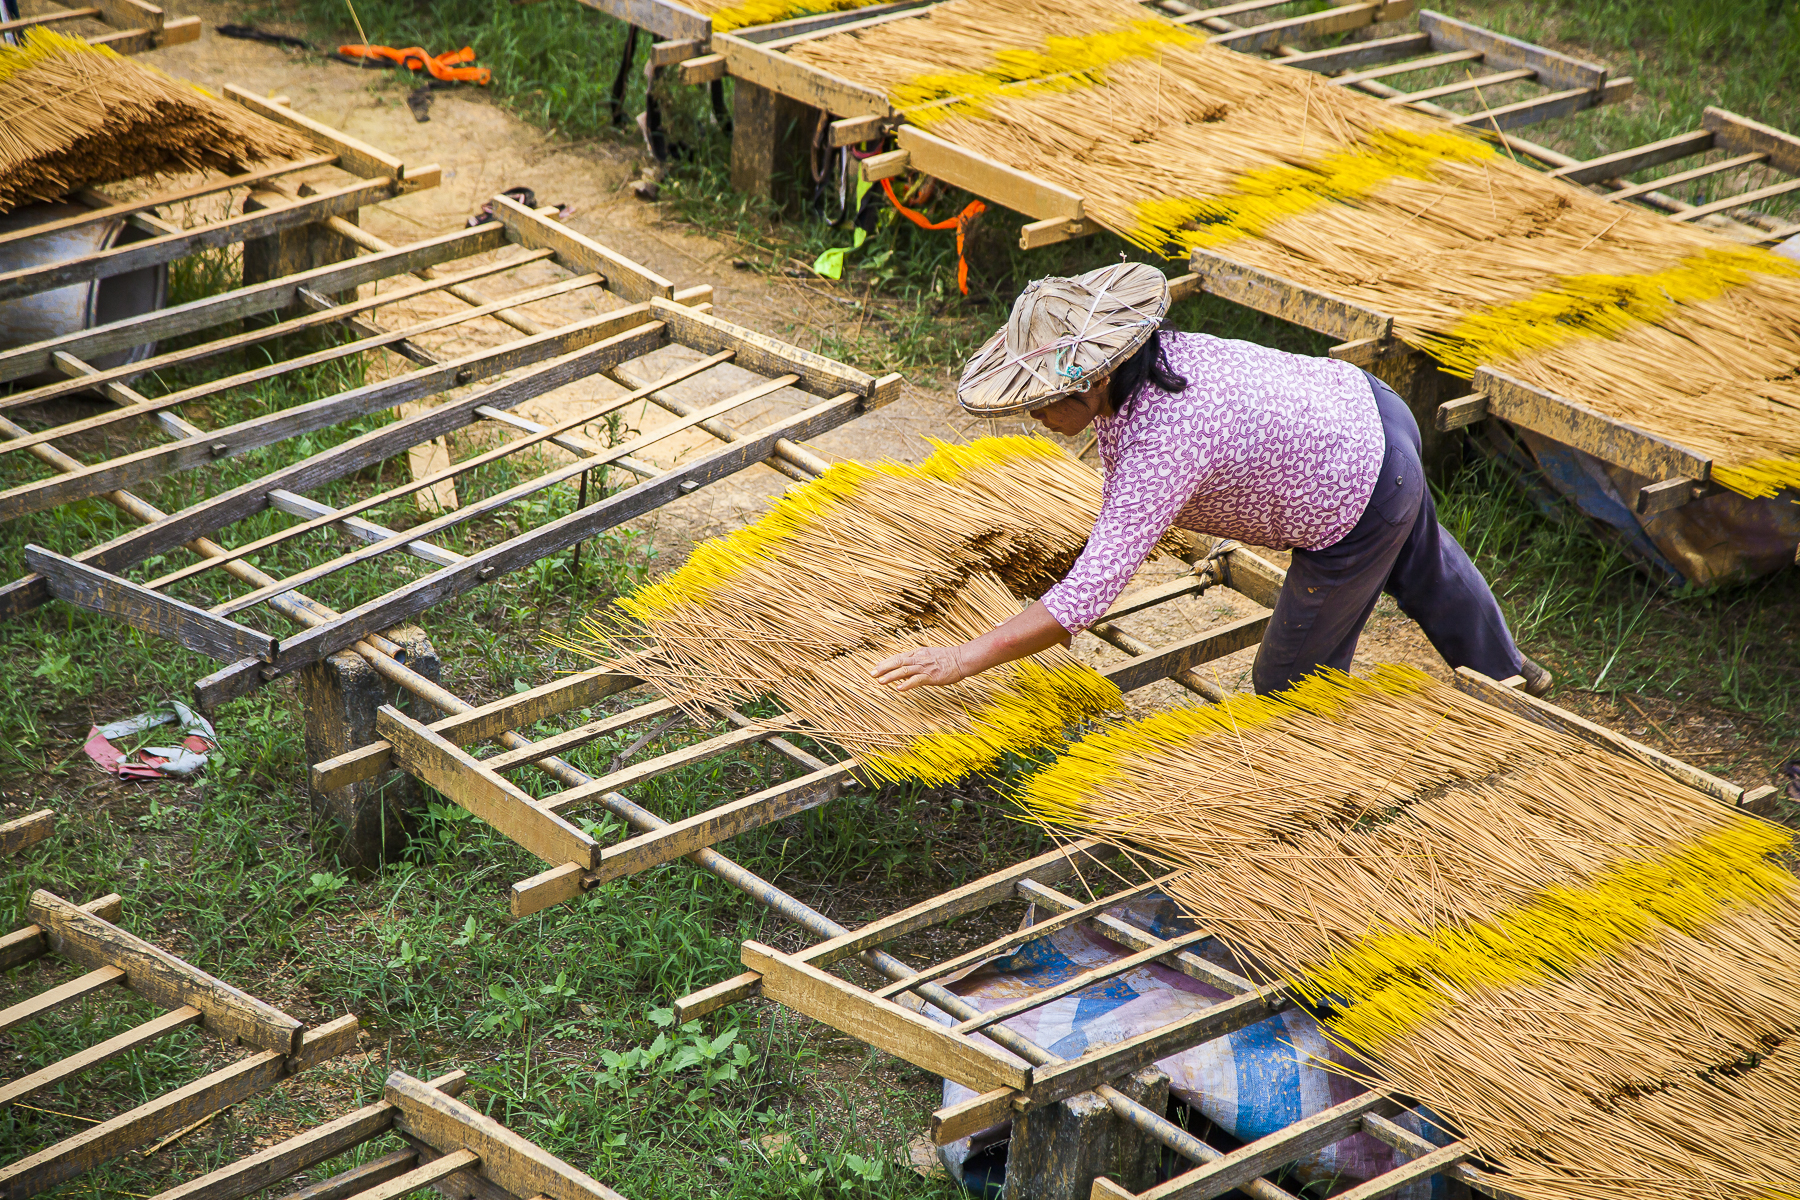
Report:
309,531,1284,917
1,0,200,54
0,890,359,1200
144,1069,630,1200
666,665,1778,1200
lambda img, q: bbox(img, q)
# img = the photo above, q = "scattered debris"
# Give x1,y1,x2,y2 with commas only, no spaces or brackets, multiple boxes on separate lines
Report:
1784,757,1800,802
84,701,217,780
628,178,660,201
215,24,312,50
406,85,434,122
903,1134,947,1180
732,258,750,270
466,186,571,227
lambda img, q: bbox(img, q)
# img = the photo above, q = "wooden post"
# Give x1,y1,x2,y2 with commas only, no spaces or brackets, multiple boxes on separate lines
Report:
1005,1066,1169,1200
729,79,818,209
300,624,441,871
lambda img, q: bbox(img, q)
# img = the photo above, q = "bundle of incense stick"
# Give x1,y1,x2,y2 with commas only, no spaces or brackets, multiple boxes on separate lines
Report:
0,29,316,213
688,0,898,33
559,437,1148,784
1014,666,1800,1200
790,0,1800,498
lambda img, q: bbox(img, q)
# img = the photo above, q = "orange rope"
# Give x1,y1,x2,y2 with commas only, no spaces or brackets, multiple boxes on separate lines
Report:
338,44,490,84
880,177,985,295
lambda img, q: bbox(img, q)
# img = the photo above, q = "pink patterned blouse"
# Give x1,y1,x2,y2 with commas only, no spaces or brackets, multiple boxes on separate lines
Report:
1040,332,1384,633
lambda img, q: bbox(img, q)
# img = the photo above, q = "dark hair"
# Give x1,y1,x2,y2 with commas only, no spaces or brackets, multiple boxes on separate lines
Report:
1108,321,1187,416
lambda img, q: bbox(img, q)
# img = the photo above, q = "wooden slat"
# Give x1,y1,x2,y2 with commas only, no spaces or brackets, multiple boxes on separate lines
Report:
385,1070,630,1200
1101,612,1271,693
492,195,673,302
376,706,598,868
224,86,437,189
338,1148,479,1200
747,1,932,46
1131,1091,1402,1200
1278,30,1429,74
1452,667,1742,804
1210,0,1415,53
543,716,804,810
930,1087,1017,1146
1188,249,1393,341
1013,878,1255,995
288,1013,362,1074
436,669,647,746
0,177,396,304
1546,129,1715,185
954,930,1213,1033
713,32,893,118
1097,575,1211,622
1,809,54,857
1449,79,1634,134
0,1050,288,1198
149,1071,469,1200
1474,366,1710,482
1600,151,1765,204
1386,67,1535,105
648,297,877,398
484,699,681,772
893,126,1085,222
1416,10,1606,91
1331,1137,1469,1200
0,965,125,1036
269,1150,420,1200
1704,105,1800,175
1669,174,1800,221
1327,48,1483,87
1435,393,1488,432
569,0,710,42
0,1006,200,1109
581,762,854,885
1018,983,1287,1111
26,544,277,663
742,942,1033,1094
29,890,303,1055
0,8,101,34
0,894,122,972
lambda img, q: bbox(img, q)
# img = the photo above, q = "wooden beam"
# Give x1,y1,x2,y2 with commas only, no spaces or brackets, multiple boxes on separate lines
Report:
1634,476,1710,516
742,942,1033,1093
1326,48,1483,88
0,965,125,1036
1434,393,1488,431
1449,78,1634,135
1019,216,1092,250
335,1149,480,1200
385,1070,630,1200
930,1087,1017,1146
0,177,396,304
376,706,599,868
491,195,673,302
648,297,879,398
1669,174,1800,222
747,1,932,46
568,0,710,42
0,894,122,972
1386,66,1536,105
713,32,893,118
859,148,911,182
1330,1135,1468,1200
0,809,53,858
484,699,680,772
1277,30,1429,74
288,1013,362,1074
1416,10,1606,92
1452,667,1743,805
895,125,1085,222
1210,0,1416,53
149,1072,469,1200
1188,249,1393,341
26,545,277,664
1100,612,1271,693
1705,106,1800,175
1473,367,1711,482
0,1050,288,1198
1546,129,1715,185
828,113,893,147
1600,151,1767,204
650,37,704,66
0,1007,200,1109
542,717,808,811
678,53,727,84
225,86,439,190
28,890,304,1054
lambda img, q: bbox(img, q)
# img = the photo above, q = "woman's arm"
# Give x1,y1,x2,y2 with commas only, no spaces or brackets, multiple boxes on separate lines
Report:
870,601,1070,692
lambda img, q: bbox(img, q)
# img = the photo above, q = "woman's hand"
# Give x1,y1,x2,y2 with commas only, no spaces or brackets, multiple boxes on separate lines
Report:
870,645,970,692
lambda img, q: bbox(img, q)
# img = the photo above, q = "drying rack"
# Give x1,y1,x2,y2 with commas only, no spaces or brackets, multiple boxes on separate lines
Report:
666,665,1777,1200
145,1069,630,1200
0,890,360,1199
310,531,1283,916
1,0,199,54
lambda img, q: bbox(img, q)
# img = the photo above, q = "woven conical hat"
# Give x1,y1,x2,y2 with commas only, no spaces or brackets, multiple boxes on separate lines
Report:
957,261,1170,416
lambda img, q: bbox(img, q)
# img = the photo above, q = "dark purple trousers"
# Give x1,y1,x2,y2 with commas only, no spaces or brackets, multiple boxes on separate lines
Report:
1251,372,1523,695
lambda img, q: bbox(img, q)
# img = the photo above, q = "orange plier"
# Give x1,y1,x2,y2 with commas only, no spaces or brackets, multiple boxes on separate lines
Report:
337,44,491,85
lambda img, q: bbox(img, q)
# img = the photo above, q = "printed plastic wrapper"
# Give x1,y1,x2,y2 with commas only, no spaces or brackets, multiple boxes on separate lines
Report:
84,701,218,780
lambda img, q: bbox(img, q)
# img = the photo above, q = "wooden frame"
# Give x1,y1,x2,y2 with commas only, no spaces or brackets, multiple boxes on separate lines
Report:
0,891,359,1200
0,186,903,711
146,1069,630,1200
299,533,1279,917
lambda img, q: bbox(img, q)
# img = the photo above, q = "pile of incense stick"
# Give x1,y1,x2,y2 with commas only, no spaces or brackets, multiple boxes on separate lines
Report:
0,29,316,213
558,437,1149,785
789,0,1800,498
1015,665,1800,1200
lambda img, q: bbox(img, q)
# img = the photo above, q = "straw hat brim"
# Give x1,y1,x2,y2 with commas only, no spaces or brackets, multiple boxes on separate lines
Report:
957,262,1171,417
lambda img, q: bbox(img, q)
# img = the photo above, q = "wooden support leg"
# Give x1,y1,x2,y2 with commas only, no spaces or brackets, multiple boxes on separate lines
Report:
729,80,818,209
1005,1066,1169,1200
301,624,441,871
241,188,360,313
